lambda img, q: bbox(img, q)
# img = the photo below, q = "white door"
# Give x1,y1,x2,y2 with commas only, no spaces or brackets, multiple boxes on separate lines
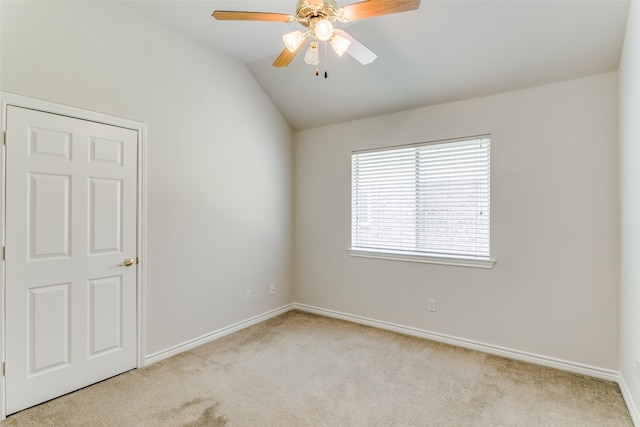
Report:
4,106,138,414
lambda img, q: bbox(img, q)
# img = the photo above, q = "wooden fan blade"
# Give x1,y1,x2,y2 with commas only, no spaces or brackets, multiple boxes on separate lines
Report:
273,42,306,67
335,29,377,65
338,0,420,22
212,11,294,22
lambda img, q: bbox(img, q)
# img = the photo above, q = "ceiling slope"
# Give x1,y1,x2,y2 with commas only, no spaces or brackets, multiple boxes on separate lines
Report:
121,0,630,130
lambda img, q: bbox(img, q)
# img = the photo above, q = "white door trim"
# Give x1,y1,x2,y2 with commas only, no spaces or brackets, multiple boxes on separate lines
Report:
0,92,148,420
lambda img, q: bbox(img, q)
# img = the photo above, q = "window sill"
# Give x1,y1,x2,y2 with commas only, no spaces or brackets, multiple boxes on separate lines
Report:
347,248,495,269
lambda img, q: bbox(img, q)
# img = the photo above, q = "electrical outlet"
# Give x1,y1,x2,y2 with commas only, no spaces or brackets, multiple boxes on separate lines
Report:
428,299,436,312
270,284,276,295
245,290,252,301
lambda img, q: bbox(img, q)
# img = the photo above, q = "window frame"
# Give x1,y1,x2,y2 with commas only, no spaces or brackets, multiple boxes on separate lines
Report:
348,135,495,269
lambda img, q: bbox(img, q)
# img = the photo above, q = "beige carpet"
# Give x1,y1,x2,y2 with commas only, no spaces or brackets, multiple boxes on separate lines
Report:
2,310,633,426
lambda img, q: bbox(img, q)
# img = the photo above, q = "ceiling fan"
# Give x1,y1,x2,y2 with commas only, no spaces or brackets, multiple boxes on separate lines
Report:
212,0,420,70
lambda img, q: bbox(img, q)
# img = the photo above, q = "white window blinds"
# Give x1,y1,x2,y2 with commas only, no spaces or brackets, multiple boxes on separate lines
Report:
351,135,490,260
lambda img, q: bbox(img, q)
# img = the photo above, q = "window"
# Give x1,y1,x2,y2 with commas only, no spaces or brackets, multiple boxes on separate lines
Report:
350,135,493,268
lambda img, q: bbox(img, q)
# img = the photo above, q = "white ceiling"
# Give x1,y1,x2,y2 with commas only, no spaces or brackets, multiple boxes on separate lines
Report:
121,0,629,130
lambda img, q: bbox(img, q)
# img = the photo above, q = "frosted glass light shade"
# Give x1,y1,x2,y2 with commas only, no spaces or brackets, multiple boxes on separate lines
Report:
330,34,351,56
283,30,306,52
304,42,320,65
314,19,333,41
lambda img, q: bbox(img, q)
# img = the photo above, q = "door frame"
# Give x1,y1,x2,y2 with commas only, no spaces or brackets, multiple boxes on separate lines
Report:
0,92,148,420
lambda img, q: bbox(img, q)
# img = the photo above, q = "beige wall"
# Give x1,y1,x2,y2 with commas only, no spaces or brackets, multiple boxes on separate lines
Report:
619,0,640,419
294,72,620,369
0,0,294,356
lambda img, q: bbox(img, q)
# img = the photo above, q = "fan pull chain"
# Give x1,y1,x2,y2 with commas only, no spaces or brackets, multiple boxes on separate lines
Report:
313,41,329,78
324,40,328,79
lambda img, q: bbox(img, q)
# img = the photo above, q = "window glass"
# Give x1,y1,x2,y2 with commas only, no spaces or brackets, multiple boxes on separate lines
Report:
351,135,491,260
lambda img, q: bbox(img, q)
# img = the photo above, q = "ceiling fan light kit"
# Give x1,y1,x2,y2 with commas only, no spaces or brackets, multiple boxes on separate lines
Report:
304,42,321,65
313,19,334,41
283,30,307,53
212,0,420,70
330,34,351,57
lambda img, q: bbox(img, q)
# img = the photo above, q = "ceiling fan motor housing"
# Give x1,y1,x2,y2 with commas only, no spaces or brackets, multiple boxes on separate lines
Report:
296,0,339,27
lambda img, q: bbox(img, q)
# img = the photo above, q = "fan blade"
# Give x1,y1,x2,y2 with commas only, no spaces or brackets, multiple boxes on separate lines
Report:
335,29,377,65
273,42,306,67
338,0,420,22
212,11,294,22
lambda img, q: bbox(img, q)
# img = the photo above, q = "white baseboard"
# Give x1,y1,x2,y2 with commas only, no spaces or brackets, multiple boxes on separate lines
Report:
619,374,640,426
144,304,294,366
292,303,619,383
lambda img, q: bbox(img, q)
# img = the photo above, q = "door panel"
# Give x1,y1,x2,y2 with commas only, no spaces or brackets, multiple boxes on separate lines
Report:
5,106,138,414
29,127,72,160
89,178,123,253
90,137,123,165
29,173,71,259
28,283,71,375
88,276,123,357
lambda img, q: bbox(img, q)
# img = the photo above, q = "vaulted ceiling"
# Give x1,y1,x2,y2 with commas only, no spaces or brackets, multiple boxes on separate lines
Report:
121,0,629,130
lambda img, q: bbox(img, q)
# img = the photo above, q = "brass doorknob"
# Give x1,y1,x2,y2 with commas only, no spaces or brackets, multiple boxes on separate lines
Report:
120,258,134,267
